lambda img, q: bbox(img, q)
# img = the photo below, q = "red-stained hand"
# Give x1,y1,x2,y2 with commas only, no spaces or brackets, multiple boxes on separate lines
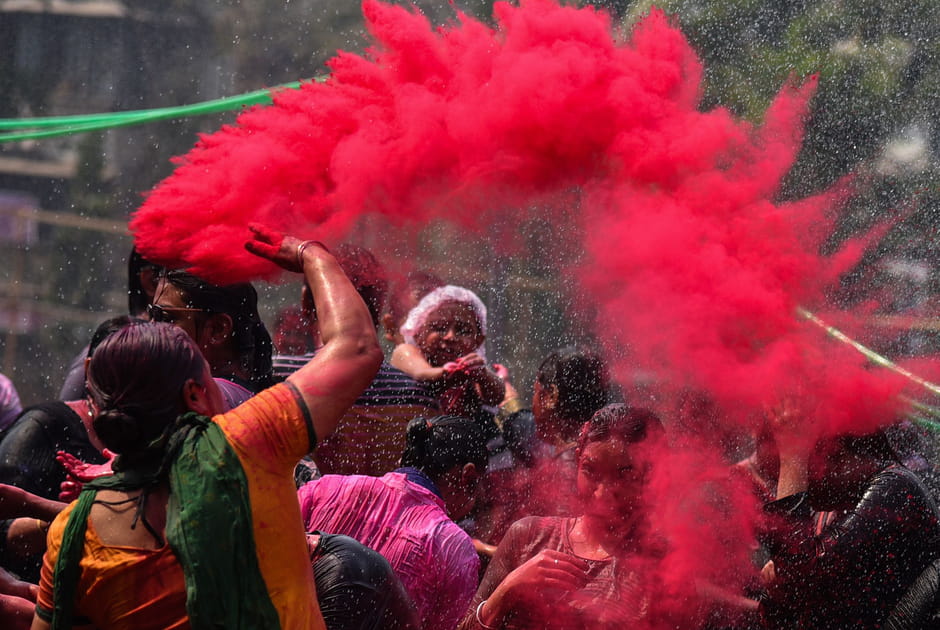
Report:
56,450,116,501
56,450,115,482
244,224,308,273
455,353,492,385
455,353,486,371
441,362,472,385
499,549,590,605
58,481,82,503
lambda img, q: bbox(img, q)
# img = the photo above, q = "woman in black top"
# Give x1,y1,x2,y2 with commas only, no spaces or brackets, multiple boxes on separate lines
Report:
764,430,940,629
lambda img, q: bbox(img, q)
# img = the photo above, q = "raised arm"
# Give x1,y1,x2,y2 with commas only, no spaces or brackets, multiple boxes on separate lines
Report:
246,225,383,442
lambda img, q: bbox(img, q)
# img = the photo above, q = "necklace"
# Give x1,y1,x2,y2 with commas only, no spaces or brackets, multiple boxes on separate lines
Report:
566,518,613,562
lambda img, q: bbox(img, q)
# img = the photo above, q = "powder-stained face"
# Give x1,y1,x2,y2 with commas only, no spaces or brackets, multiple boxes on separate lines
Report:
576,438,649,522
413,301,484,366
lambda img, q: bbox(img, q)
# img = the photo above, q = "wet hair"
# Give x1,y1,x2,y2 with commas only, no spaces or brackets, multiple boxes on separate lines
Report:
87,315,145,359
833,431,899,464
537,346,610,428
162,270,273,391
577,404,664,454
400,415,489,481
127,247,160,317
88,323,205,459
334,244,388,329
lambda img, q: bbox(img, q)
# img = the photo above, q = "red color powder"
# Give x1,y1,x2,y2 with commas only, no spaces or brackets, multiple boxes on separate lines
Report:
132,2,915,624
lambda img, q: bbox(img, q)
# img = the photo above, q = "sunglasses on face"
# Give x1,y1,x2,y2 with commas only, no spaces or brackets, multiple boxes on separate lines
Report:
147,303,212,324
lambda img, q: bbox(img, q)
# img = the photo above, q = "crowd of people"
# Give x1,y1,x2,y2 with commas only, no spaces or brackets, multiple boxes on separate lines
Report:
0,225,939,629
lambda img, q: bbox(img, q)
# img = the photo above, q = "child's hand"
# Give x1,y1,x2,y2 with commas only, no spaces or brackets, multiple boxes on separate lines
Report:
455,353,486,375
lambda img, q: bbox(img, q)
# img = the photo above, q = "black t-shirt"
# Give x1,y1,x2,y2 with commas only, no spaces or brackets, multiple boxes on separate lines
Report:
763,465,940,629
0,401,105,499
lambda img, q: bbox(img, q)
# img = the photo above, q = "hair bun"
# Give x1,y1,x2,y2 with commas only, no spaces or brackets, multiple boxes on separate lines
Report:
405,416,434,445
93,408,143,455
400,415,488,480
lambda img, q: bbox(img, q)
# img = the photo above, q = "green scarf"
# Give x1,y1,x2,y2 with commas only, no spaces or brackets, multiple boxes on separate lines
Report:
51,412,281,630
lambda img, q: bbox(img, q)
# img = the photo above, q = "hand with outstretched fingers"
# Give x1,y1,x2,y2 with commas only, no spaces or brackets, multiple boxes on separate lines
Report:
56,449,116,501
57,449,115,482
244,223,316,274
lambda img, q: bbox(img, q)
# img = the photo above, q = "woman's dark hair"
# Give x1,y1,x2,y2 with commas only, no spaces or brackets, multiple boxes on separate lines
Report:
87,315,145,359
162,270,273,391
127,247,160,317
537,346,610,426
577,404,664,454
334,244,388,329
400,415,488,480
88,323,206,459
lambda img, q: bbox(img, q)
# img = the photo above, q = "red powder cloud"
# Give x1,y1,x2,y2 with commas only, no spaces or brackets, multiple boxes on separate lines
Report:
132,1,914,623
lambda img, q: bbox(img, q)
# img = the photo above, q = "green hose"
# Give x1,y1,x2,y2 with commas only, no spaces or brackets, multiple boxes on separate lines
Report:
0,79,318,142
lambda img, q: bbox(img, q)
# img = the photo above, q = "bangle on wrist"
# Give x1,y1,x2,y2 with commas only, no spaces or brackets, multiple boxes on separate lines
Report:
475,600,499,630
296,240,328,267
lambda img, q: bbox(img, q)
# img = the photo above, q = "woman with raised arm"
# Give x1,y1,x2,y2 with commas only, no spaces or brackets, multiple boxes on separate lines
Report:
30,226,383,630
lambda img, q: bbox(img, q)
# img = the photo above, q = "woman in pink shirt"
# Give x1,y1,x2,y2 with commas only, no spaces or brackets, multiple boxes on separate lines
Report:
298,415,487,630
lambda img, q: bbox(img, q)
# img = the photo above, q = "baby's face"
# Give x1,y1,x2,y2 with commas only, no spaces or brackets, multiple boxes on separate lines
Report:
414,301,484,366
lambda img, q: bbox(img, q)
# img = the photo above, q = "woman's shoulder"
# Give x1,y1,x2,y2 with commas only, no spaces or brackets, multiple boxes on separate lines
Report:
0,401,82,454
866,464,939,515
11,401,77,426
868,464,933,497
503,516,570,549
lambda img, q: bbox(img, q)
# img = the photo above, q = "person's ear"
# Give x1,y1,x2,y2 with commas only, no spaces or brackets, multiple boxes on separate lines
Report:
200,313,234,348
460,462,480,488
181,379,214,416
